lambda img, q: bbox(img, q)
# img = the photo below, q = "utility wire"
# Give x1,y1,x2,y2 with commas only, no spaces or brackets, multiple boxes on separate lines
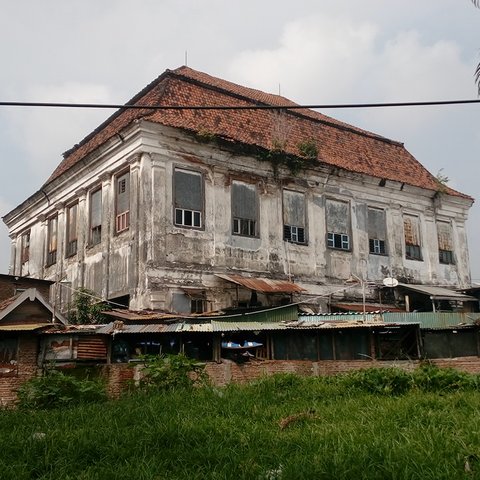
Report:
0,99,480,110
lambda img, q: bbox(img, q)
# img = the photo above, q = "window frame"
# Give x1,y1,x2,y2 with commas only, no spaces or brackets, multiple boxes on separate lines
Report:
20,230,30,264
231,180,258,238
282,190,307,245
403,214,422,261
89,187,102,247
173,168,204,230
65,202,78,258
327,232,350,251
115,170,130,234
46,215,58,267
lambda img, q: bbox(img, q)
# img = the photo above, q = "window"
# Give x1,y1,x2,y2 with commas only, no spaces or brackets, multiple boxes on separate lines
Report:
283,190,306,244
327,232,350,250
232,181,257,237
65,203,78,257
403,214,422,260
437,221,455,265
46,215,58,266
20,231,30,264
89,188,102,246
326,199,350,251
115,171,130,233
368,207,387,255
174,169,203,228
191,298,206,314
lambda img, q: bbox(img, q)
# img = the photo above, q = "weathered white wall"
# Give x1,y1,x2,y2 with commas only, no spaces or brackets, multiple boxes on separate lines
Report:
4,120,473,312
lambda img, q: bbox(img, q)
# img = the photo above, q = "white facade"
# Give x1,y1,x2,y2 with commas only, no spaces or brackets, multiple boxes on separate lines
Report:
3,118,473,313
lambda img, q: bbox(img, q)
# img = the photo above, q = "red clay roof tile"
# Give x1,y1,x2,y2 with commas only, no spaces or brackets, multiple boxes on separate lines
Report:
45,66,471,199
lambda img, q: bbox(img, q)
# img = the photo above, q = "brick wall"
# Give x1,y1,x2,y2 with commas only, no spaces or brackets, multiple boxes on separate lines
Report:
0,336,39,406
0,276,52,302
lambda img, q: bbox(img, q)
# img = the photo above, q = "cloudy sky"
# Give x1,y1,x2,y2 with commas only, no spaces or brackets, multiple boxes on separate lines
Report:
1,0,480,280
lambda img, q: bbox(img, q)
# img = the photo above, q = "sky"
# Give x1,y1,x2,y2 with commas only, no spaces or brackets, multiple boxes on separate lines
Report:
1,0,480,281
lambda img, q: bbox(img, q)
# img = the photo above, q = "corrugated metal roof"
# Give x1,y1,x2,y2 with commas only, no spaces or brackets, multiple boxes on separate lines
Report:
383,312,480,329
0,323,52,331
399,284,477,301
103,310,180,321
97,322,184,334
215,273,306,293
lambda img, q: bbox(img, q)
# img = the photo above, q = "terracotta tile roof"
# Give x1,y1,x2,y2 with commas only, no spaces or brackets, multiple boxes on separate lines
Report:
45,66,470,199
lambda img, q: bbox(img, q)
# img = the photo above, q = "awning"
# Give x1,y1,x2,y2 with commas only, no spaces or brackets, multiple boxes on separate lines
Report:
215,273,306,294
398,284,477,302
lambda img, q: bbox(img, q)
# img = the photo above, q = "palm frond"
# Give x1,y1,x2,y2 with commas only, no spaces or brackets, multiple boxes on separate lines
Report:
475,63,480,96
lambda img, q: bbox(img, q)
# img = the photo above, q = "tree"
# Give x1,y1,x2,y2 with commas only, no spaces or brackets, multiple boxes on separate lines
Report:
68,287,111,324
472,1,480,93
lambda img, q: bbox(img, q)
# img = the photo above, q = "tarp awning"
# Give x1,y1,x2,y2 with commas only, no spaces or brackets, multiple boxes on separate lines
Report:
215,273,306,294
399,284,477,302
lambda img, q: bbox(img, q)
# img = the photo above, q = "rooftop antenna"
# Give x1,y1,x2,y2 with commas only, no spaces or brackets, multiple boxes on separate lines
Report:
185,50,188,67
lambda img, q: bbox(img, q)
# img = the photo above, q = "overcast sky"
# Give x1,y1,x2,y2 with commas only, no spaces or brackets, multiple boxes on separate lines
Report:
1,0,479,281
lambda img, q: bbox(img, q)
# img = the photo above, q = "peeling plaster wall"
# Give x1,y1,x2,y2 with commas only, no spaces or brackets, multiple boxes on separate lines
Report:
3,122,473,312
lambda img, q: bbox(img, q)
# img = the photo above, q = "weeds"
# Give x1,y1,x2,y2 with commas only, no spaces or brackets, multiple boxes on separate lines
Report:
16,369,107,409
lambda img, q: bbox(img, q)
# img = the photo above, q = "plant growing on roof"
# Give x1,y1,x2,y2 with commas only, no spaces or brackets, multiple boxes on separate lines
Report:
297,139,318,160
435,168,450,193
195,128,217,144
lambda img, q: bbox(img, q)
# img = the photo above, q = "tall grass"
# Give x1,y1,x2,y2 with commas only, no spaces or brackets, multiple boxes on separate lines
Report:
1,366,480,479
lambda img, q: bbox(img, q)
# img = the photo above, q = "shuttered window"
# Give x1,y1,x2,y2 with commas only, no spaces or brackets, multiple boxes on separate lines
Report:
89,188,102,246
115,171,130,233
46,215,58,266
437,221,454,264
232,181,257,237
66,203,78,257
283,190,306,244
174,169,203,228
368,207,387,255
403,214,422,260
326,199,350,250
20,231,30,264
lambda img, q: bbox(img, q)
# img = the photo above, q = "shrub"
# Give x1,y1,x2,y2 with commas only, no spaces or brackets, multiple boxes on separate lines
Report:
137,354,208,392
412,363,479,392
339,367,413,396
17,369,107,409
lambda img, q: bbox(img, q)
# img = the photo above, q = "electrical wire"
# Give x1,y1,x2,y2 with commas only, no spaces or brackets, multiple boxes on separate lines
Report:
0,99,480,111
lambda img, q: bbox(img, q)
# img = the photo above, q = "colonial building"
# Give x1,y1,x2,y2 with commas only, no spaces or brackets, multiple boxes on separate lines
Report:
2,67,474,313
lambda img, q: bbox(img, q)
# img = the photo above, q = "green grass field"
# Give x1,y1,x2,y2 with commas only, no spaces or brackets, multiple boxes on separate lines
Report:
2,369,480,479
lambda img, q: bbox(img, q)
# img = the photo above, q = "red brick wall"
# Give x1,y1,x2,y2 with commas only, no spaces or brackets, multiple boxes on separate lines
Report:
0,277,51,302
0,336,39,406
204,357,480,386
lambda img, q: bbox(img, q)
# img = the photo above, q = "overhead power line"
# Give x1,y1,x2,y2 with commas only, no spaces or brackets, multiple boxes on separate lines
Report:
0,98,480,111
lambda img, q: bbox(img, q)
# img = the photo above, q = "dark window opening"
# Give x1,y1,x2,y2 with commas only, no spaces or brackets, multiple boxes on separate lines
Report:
439,249,455,265
327,232,350,250
115,171,130,233
21,231,30,264
284,225,306,244
66,203,78,257
233,218,256,237
369,238,386,255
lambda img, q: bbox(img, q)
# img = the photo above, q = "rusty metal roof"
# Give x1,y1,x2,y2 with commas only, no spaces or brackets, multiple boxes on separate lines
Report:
103,309,181,321
0,323,52,331
215,273,306,293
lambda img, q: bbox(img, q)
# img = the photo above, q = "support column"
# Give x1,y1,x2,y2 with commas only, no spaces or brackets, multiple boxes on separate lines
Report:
8,234,17,276
75,188,87,288
100,171,113,300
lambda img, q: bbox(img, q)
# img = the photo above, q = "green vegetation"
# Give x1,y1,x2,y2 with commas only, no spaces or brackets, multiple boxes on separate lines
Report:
137,353,208,391
16,369,107,409
68,287,111,324
2,364,480,479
